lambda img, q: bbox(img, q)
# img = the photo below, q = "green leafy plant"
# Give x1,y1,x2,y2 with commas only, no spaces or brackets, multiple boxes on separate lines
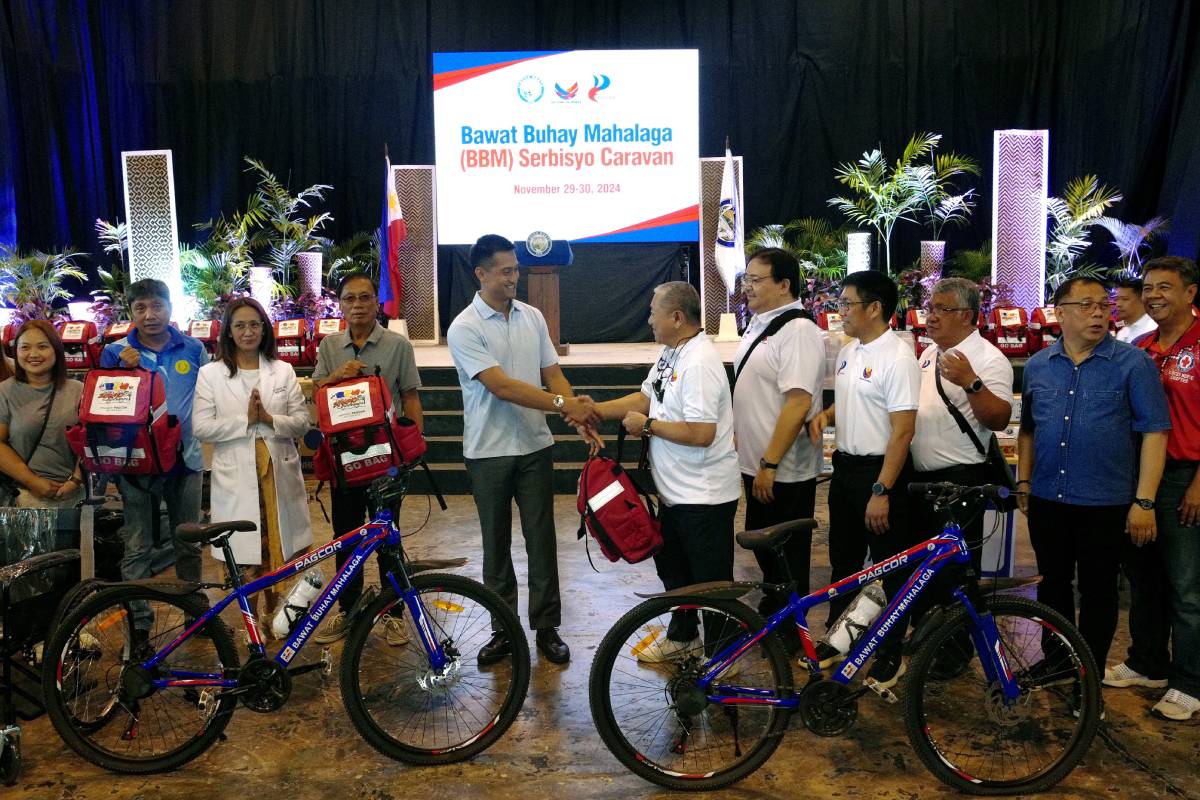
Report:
745,217,849,316
1045,175,1123,294
322,229,380,289
244,156,333,293
903,150,980,241
1094,215,1170,277
90,218,132,328
944,240,994,282
0,246,88,323
828,133,943,273
180,244,252,321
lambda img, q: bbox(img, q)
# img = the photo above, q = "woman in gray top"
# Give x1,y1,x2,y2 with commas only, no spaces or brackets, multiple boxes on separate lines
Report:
0,320,85,507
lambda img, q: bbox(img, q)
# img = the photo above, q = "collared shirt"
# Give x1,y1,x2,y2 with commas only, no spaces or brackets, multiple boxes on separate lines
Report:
640,332,741,506
312,322,422,419
832,330,921,456
732,300,825,481
1116,313,1158,343
1138,317,1200,461
447,293,557,459
912,330,1014,472
100,326,207,472
1020,334,1171,505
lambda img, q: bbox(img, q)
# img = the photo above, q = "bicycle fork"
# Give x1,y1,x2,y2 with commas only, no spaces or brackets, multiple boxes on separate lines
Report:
952,589,1021,702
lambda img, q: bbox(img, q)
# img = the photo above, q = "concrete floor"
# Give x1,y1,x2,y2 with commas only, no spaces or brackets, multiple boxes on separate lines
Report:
9,484,1199,799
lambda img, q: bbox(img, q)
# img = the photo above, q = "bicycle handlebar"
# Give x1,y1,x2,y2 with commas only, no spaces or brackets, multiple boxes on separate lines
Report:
908,481,1011,503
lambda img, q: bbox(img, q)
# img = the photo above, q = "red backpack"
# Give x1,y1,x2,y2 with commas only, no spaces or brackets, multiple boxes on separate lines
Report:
576,429,662,565
66,367,181,474
311,373,426,488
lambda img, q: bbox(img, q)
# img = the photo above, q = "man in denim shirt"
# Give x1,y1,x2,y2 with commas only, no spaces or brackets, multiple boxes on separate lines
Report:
1017,276,1170,693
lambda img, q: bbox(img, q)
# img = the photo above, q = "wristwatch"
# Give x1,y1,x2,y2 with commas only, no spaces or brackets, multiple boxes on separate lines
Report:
552,394,565,411
1135,498,1156,510
871,482,891,497
641,417,655,438
759,458,779,470
964,377,984,394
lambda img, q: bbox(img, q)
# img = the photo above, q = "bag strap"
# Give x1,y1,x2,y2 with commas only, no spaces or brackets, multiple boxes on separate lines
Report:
733,310,805,386
934,360,986,456
21,381,58,465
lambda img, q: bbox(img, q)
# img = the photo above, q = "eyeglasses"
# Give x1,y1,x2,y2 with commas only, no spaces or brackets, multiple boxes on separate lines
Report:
340,293,377,306
922,304,971,316
231,321,264,333
740,275,772,289
836,299,874,311
1056,299,1114,314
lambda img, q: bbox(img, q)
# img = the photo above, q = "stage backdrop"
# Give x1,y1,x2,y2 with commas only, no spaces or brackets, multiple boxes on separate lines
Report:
433,50,699,244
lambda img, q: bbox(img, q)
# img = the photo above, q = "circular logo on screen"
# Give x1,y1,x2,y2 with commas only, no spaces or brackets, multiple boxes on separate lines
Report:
516,75,544,104
526,231,552,257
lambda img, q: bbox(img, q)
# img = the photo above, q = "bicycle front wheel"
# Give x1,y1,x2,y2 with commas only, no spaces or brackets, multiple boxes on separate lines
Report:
903,595,1101,795
340,572,530,764
589,595,793,792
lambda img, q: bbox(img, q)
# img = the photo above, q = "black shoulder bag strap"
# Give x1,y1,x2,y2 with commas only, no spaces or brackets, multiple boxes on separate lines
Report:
933,363,986,456
934,361,1018,509
733,310,805,388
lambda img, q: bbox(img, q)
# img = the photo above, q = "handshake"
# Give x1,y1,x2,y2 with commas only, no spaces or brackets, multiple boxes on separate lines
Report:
559,394,604,456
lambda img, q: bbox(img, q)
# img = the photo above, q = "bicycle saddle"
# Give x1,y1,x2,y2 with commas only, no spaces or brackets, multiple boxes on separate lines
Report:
735,518,817,550
176,520,257,544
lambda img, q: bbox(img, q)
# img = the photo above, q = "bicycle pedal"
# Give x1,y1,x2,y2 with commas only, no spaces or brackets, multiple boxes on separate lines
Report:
197,689,214,715
865,680,899,704
321,647,334,677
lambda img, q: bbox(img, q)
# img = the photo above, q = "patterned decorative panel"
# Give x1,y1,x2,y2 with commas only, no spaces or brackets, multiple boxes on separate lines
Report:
392,165,439,344
992,130,1049,310
698,156,743,334
121,151,182,297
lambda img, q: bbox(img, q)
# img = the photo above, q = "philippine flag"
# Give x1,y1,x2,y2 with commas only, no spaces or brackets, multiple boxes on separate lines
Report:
379,155,408,319
713,144,744,295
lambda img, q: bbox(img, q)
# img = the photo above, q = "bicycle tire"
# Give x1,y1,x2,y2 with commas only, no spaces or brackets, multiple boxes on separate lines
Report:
41,585,239,774
589,595,793,791
340,572,530,765
49,577,108,635
903,595,1101,795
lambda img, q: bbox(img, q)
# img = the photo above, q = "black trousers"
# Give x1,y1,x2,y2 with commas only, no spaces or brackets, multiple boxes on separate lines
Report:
742,474,817,609
827,452,917,646
330,483,373,613
465,446,561,631
1027,496,1126,666
654,500,738,648
1121,535,1170,680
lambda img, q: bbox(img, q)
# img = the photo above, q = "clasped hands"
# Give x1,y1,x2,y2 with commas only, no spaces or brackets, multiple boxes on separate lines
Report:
247,388,274,427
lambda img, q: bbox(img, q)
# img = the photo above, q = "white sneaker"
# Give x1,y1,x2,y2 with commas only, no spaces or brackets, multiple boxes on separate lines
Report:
1103,662,1167,689
1152,689,1200,721
313,611,350,645
633,632,701,663
381,614,410,647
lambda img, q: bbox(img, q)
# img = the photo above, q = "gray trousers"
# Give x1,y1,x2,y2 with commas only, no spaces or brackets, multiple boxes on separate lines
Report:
464,446,561,631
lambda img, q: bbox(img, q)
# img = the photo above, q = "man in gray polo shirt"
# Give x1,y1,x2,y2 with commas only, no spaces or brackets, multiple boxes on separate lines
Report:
447,234,595,665
311,272,423,643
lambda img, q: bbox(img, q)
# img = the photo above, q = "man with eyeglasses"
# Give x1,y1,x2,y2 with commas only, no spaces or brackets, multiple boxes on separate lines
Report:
1017,276,1169,707
311,272,423,644
807,270,920,692
1107,256,1200,721
732,249,825,652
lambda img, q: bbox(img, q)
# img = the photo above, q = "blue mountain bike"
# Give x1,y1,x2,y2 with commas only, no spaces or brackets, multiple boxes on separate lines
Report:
589,482,1101,794
41,467,530,773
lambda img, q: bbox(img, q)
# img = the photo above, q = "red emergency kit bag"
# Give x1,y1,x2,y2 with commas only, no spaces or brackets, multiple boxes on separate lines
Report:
576,428,662,565
66,367,181,474
58,320,102,368
311,372,426,488
308,317,346,363
187,320,221,359
274,318,310,366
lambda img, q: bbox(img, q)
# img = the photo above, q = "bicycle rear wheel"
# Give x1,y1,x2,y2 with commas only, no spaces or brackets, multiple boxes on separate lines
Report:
340,572,530,764
41,585,239,774
589,596,793,792
903,595,1101,795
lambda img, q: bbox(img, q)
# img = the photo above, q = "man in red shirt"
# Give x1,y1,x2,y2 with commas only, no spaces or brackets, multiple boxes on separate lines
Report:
1105,256,1200,721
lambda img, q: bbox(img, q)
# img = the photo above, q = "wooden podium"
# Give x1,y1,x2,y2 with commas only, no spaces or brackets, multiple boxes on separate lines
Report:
527,265,569,356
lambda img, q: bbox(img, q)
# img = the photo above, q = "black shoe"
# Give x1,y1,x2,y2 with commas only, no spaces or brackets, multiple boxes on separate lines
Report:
866,650,907,690
477,631,512,666
535,628,570,664
814,641,842,668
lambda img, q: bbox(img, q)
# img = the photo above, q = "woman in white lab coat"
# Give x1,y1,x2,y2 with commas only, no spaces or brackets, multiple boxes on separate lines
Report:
193,297,312,619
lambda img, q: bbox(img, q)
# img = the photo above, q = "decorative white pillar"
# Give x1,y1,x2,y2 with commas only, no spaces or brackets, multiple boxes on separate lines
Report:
847,232,872,273
121,150,186,323
992,130,1049,310
249,266,275,311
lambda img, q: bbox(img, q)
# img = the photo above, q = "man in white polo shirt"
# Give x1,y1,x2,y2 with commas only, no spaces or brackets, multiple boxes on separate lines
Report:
447,234,596,666
733,248,825,652
1114,275,1158,343
808,270,921,690
911,278,1014,565
594,282,741,661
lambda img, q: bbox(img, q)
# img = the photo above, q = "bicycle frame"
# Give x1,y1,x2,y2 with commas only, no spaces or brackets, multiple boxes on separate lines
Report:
139,506,446,690
694,522,1020,709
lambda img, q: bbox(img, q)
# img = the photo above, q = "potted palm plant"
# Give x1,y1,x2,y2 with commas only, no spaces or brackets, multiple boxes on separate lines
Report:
89,218,131,329
904,148,980,276
0,245,87,322
1094,214,1170,277
1045,175,1123,297
244,156,333,300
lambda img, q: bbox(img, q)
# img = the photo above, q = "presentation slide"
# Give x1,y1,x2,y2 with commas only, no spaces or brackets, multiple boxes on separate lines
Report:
432,49,699,244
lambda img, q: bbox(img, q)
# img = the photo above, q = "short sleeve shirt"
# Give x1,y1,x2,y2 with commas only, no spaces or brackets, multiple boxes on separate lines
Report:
0,378,84,482
732,302,825,481
1138,317,1200,462
1115,314,1157,343
640,333,741,506
833,330,921,456
447,293,557,459
1020,335,1171,505
911,330,1014,472
312,323,422,419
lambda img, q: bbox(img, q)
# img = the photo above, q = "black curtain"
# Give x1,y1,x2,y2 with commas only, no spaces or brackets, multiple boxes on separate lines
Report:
2,1,1198,296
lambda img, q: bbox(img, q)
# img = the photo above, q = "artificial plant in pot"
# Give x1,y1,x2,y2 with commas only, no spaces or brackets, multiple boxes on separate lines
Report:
1045,175,1123,298
244,156,333,301
0,245,87,323
904,145,980,276
827,133,939,273
89,218,132,329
